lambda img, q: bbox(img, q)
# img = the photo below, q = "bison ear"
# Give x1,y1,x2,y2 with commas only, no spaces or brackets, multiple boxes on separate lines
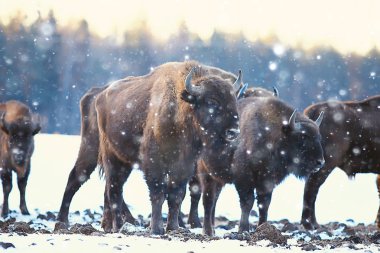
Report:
181,90,197,104
0,112,10,135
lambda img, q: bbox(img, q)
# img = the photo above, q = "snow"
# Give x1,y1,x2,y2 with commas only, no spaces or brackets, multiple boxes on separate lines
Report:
1,134,379,252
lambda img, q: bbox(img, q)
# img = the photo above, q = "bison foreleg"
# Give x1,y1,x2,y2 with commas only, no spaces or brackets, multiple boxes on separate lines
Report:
301,166,334,230
166,180,187,232
256,186,273,225
235,180,255,233
1,171,12,217
201,174,222,236
147,180,166,235
17,167,30,215
188,175,202,228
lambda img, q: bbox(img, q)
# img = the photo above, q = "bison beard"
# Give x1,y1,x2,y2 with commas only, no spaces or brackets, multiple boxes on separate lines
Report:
56,61,242,234
302,96,380,230
187,88,324,235
0,100,40,217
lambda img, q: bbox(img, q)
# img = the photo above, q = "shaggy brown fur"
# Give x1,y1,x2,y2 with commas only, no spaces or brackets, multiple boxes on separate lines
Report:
0,100,40,217
302,95,380,230
187,87,324,235
187,87,278,234
57,61,241,234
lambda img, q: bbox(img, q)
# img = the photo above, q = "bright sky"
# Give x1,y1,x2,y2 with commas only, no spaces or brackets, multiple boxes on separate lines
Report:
0,0,379,55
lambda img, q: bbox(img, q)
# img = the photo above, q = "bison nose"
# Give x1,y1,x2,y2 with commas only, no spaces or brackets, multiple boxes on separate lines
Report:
316,159,325,168
225,128,240,142
12,149,25,165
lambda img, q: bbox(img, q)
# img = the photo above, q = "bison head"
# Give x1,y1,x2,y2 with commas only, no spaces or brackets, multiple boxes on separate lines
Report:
181,67,240,143
281,110,325,178
0,112,40,173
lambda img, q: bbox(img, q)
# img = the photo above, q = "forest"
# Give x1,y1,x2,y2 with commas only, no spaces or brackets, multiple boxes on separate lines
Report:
0,11,379,134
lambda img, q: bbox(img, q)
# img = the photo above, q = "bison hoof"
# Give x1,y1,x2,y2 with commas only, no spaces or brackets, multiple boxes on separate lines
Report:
101,221,112,233
150,227,165,235
54,221,68,232
21,209,30,215
1,210,9,218
203,228,215,237
189,220,202,229
301,220,319,230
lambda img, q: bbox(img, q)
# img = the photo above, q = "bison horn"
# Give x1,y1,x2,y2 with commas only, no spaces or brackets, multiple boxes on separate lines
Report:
185,67,202,96
237,83,248,99
273,86,279,97
233,69,243,93
315,111,324,127
288,109,301,130
0,112,10,134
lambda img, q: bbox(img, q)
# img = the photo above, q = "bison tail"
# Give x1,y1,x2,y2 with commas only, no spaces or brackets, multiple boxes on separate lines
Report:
97,152,105,179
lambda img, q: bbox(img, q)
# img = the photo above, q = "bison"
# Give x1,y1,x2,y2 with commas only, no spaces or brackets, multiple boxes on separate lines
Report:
187,87,278,233
57,61,242,234
187,89,324,235
0,100,40,217
301,96,380,230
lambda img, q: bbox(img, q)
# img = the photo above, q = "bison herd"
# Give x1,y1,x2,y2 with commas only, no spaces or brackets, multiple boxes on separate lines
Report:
1,61,380,236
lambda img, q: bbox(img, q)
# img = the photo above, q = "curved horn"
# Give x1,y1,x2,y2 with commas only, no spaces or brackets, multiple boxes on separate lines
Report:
233,69,242,93
273,86,279,97
185,67,202,96
237,83,248,99
0,112,10,134
315,111,324,127
288,109,301,130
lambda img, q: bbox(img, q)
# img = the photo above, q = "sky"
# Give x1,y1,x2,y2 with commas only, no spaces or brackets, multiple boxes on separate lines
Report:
0,0,380,55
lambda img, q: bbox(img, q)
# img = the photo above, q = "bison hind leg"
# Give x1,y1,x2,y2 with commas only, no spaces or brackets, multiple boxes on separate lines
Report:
121,200,138,225
103,155,134,233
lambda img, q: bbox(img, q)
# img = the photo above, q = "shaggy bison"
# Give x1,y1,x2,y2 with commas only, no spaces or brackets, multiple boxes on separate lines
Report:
302,96,380,230
187,87,278,232
0,100,40,217
187,88,324,235
57,61,242,234
234,95,324,232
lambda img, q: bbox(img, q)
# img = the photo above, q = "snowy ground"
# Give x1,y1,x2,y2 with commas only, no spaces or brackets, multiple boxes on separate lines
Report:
1,134,380,252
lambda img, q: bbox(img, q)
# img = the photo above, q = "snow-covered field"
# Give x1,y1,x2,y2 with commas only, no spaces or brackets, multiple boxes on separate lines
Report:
1,134,379,252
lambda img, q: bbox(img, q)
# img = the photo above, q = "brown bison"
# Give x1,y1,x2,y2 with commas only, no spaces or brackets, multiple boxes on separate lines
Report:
302,96,380,230
187,88,324,235
0,100,40,217
187,87,278,233
57,61,242,234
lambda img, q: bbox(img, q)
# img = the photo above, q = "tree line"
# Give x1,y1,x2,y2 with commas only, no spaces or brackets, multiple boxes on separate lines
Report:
0,11,379,134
